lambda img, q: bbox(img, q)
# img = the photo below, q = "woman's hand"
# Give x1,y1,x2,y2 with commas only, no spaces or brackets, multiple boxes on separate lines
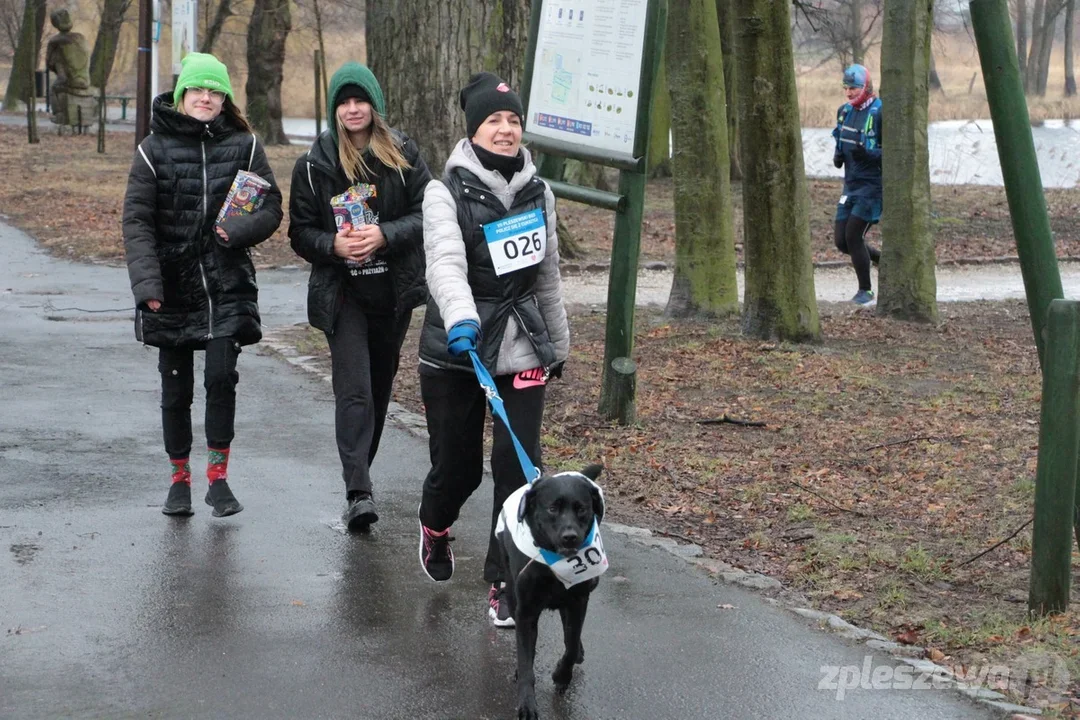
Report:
333,226,361,259
349,224,386,264
215,226,229,243
146,300,162,311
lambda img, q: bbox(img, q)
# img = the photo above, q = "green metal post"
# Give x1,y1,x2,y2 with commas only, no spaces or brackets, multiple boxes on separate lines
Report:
598,168,647,419
1029,300,1080,615
971,0,1063,368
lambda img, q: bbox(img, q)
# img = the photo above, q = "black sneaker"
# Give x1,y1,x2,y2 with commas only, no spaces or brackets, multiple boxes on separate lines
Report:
162,482,194,516
344,496,378,533
488,583,515,628
204,480,243,517
418,517,454,582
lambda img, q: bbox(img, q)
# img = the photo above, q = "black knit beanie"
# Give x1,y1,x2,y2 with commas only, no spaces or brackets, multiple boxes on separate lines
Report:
459,72,524,138
335,83,373,109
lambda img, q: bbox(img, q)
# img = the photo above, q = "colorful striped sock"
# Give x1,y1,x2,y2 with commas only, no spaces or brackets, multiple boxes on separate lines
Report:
207,447,230,485
170,458,191,486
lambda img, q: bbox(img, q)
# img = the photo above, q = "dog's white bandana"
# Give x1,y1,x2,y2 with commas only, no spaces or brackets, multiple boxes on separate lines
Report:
496,474,609,588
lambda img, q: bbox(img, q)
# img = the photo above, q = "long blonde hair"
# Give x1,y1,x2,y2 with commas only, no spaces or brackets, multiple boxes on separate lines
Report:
337,111,410,183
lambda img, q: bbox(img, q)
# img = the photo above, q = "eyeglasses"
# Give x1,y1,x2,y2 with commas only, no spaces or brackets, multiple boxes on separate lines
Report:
187,87,226,102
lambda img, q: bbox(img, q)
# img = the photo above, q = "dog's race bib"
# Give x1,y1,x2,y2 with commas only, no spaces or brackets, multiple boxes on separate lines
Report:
497,482,609,589
482,209,547,276
540,522,608,588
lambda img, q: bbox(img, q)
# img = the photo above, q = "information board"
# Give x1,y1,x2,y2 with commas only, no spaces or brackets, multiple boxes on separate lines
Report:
526,0,649,156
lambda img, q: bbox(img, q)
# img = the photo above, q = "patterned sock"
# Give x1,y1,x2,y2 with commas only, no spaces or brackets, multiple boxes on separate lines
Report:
207,447,230,485
170,458,191,486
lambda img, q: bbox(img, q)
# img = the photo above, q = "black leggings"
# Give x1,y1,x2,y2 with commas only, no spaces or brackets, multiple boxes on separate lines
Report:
159,337,241,460
834,217,881,292
418,365,546,584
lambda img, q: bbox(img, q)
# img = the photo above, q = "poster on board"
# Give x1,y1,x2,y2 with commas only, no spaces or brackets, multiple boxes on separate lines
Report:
172,0,197,75
526,0,649,156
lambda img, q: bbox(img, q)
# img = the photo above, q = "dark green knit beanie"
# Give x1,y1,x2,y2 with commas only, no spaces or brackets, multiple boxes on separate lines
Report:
327,62,386,143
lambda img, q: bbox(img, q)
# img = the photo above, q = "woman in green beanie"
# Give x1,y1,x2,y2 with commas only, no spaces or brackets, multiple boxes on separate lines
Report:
288,61,432,532
122,52,283,518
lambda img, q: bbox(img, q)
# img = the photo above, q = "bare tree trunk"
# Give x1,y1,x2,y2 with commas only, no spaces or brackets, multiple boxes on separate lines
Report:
3,0,45,111
734,0,820,341
365,0,530,172
245,0,291,144
89,0,131,88
850,0,864,65
665,0,738,318
1067,0,1077,95
1018,0,1029,79
1037,14,1057,95
1027,0,1046,92
717,0,741,181
879,0,937,322
200,0,235,54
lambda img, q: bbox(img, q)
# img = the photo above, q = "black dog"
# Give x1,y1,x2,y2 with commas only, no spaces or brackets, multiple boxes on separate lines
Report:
495,464,607,720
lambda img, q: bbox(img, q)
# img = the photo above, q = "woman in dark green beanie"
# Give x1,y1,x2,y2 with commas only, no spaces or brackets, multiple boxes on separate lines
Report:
122,52,283,518
288,61,432,533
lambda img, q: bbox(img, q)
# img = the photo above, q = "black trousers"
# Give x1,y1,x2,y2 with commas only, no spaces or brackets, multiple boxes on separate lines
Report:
159,337,241,461
418,365,546,584
325,293,412,500
834,217,881,292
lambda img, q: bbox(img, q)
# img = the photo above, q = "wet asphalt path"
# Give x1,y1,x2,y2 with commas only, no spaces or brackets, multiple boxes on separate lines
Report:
0,221,1004,719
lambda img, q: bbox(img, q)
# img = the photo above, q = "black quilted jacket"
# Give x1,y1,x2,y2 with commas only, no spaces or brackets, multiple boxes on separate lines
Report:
122,92,283,348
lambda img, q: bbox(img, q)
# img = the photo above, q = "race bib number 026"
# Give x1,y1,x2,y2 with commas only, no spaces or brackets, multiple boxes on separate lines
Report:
482,208,547,276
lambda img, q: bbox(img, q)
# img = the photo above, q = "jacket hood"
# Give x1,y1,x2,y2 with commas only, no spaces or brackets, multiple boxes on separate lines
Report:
443,139,536,195
150,91,235,137
326,62,386,146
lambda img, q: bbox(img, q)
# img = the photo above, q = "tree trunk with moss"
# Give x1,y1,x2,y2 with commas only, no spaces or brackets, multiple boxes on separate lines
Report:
648,47,671,178
366,0,530,172
89,0,130,88
734,0,820,341
3,0,46,111
879,0,937,321
716,0,741,181
245,0,291,145
665,0,738,317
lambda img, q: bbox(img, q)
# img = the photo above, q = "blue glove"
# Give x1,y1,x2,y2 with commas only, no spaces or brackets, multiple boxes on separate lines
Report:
447,319,481,356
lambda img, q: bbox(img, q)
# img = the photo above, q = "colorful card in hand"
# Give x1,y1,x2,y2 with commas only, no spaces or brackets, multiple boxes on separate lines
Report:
329,183,378,231
216,170,272,226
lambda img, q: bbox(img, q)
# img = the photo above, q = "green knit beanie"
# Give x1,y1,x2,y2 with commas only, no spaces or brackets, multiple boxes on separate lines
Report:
173,53,234,106
327,62,386,143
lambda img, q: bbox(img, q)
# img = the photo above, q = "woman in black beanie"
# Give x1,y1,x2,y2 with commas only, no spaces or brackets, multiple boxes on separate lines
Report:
288,61,432,532
415,72,570,630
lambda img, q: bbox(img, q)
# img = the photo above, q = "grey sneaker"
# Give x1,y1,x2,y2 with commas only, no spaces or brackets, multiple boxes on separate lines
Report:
344,496,378,533
852,289,875,305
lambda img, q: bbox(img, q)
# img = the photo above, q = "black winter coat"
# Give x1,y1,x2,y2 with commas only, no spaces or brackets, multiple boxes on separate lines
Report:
288,129,431,333
122,92,284,348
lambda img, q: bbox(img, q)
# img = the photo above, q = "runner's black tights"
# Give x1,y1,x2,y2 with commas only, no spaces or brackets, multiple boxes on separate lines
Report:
834,217,881,292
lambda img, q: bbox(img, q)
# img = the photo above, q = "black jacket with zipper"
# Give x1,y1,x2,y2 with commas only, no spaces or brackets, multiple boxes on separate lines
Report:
122,92,284,349
287,129,431,333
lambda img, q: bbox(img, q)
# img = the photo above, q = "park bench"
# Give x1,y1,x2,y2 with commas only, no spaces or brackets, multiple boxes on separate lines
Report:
102,95,134,120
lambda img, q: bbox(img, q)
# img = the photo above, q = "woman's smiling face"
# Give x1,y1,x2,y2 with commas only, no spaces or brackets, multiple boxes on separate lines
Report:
471,111,522,156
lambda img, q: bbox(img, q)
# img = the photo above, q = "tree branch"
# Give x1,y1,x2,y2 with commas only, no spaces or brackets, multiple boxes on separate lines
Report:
956,518,1034,567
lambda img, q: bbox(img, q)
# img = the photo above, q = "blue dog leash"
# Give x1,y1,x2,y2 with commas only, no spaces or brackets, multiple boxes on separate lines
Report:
467,349,541,484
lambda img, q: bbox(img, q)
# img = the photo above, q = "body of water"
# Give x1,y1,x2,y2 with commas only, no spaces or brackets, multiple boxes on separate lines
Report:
803,119,1080,188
